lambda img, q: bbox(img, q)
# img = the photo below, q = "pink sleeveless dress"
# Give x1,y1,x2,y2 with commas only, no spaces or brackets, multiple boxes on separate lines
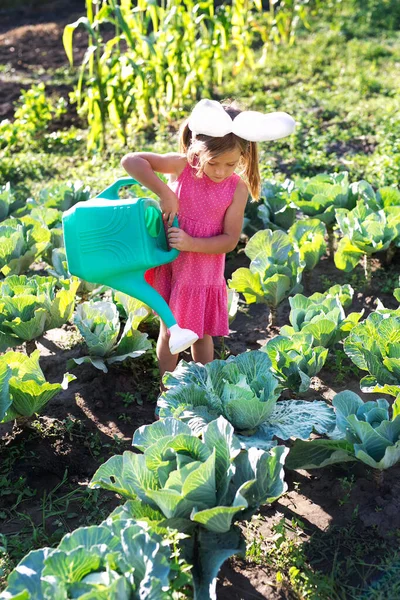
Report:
145,162,241,338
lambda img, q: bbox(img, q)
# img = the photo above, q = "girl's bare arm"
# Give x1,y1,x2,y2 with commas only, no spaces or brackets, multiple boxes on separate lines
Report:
167,179,249,253
120,152,186,225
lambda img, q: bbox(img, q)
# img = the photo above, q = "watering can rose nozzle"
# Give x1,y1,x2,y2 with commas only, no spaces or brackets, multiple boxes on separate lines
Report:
169,324,199,354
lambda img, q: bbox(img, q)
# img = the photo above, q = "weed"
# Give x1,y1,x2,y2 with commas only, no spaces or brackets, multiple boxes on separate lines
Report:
84,431,103,458
116,391,143,407
325,349,361,384
338,475,356,506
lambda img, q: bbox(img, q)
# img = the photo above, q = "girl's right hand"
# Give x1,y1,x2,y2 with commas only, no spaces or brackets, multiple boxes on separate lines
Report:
159,190,179,226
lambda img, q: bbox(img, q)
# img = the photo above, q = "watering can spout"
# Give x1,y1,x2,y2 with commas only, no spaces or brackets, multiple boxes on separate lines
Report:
62,178,198,354
103,272,198,354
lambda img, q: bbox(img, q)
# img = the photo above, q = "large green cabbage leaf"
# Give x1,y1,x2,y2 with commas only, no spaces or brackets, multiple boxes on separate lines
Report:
290,172,352,225
287,218,327,271
335,201,400,271
263,333,328,393
0,217,51,276
280,284,363,347
228,229,304,317
287,390,400,471
0,275,80,351
0,516,188,600
71,300,151,372
0,350,75,423
344,312,400,402
90,416,288,599
158,351,335,448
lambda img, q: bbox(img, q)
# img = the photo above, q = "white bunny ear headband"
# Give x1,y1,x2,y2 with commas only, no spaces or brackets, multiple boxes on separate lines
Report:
188,99,296,143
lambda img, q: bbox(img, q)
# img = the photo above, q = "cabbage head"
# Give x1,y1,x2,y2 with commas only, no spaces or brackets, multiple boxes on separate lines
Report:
158,351,335,449
72,300,151,372
90,416,288,599
287,391,400,471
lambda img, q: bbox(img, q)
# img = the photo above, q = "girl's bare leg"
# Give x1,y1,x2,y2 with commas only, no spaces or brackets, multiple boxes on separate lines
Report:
191,334,214,364
157,320,179,388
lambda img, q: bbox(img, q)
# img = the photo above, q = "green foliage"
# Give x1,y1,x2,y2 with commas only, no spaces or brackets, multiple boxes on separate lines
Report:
280,284,363,347
335,200,400,274
256,179,297,233
90,416,288,599
344,312,400,400
0,183,14,222
0,350,75,424
287,218,327,271
70,300,151,373
62,0,312,150
27,181,91,213
228,229,304,325
0,216,51,277
0,275,80,351
0,84,66,153
262,333,328,393
158,351,335,449
291,171,352,226
287,390,400,470
0,517,191,599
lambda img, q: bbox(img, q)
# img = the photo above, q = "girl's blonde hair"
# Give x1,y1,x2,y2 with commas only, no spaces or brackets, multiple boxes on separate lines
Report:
178,100,261,200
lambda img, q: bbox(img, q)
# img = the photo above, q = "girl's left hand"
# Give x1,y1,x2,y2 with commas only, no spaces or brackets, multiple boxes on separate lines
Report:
168,227,192,251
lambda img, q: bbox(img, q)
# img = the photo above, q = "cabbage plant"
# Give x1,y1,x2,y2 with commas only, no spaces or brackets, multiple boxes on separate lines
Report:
47,248,99,296
0,275,80,352
228,229,304,326
262,333,328,393
257,179,297,232
0,217,51,276
90,416,288,599
280,284,363,348
158,351,335,449
287,391,400,471
344,312,400,401
291,171,352,226
287,218,327,271
0,182,14,221
0,516,190,599
25,180,91,212
290,171,353,256
0,350,75,423
334,201,400,281
71,300,151,372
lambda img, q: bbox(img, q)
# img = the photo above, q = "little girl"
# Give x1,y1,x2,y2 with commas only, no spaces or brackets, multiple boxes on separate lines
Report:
121,99,295,380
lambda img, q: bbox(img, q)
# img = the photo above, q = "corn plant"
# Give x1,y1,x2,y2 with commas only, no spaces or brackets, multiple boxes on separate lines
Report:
63,0,305,149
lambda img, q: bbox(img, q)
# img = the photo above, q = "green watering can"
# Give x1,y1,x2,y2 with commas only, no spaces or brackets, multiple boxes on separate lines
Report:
62,177,198,354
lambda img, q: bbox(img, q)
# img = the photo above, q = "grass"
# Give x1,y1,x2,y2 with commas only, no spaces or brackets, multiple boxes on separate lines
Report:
244,515,400,600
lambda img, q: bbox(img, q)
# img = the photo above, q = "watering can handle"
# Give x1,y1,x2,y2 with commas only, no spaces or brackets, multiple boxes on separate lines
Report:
95,177,140,199
95,177,179,257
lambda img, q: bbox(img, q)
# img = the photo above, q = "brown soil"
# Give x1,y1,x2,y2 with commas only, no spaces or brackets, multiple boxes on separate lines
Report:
0,0,86,121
